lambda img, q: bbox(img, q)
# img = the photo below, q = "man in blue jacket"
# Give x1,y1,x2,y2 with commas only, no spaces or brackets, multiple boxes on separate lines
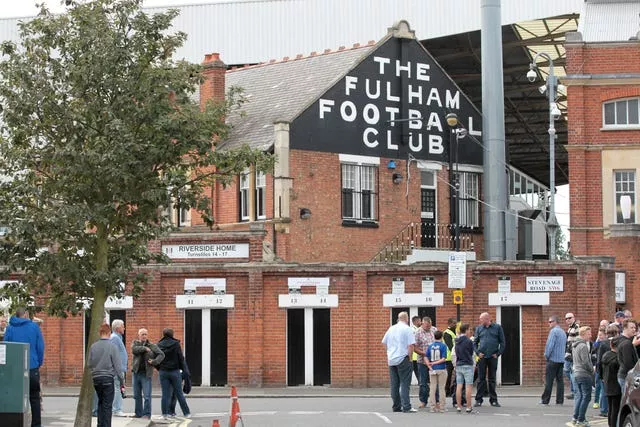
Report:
474,312,506,408
4,307,45,427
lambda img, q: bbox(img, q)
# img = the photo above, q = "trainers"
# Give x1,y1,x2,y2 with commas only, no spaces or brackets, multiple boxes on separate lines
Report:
184,414,192,419
474,401,482,407
567,394,575,400
490,401,501,407
113,411,126,417
593,403,600,409
429,408,437,413
456,406,462,413
465,408,473,414
403,408,418,413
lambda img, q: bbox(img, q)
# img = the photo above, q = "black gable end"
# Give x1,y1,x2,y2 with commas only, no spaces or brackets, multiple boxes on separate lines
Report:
290,35,483,166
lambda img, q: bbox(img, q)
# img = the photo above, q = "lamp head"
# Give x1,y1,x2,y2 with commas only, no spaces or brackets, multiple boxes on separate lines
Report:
526,64,537,83
445,113,458,128
299,208,311,220
538,85,547,95
550,102,561,120
392,173,403,184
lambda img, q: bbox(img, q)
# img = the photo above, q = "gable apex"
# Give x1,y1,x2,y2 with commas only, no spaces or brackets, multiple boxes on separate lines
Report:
387,20,416,39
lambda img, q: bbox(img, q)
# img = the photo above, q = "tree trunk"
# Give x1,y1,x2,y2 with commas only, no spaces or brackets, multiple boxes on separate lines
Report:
74,226,109,427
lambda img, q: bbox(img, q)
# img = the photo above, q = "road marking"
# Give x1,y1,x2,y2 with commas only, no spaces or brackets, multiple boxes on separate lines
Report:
341,411,373,415
543,413,568,416
290,411,324,415
374,412,392,424
242,411,278,416
495,413,511,416
518,413,531,416
185,412,227,417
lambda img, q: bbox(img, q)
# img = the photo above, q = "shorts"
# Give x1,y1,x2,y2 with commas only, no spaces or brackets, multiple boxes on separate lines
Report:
456,365,474,385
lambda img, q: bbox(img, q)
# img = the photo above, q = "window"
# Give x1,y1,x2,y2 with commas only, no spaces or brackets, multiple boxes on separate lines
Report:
604,98,640,126
455,171,480,227
614,170,636,224
240,170,266,221
162,186,191,227
341,163,378,222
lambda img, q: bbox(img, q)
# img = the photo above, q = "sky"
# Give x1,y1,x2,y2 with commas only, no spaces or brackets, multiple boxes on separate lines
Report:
0,0,226,18
0,0,571,236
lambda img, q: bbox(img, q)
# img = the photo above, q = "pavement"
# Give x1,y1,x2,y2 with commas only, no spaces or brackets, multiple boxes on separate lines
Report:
43,385,547,427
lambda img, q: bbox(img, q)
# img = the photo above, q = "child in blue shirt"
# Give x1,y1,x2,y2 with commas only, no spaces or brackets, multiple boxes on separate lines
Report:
426,331,449,412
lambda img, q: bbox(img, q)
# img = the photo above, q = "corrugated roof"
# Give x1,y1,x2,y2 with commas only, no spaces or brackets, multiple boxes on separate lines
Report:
222,42,377,151
578,0,640,42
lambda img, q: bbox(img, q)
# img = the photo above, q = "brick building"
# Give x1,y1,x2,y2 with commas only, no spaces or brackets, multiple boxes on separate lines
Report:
7,20,617,388
564,0,640,316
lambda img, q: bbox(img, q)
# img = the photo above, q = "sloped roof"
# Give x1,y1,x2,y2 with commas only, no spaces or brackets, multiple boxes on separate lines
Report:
221,42,378,151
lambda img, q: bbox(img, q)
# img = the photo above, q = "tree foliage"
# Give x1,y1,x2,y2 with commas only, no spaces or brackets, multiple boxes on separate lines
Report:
0,1,272,423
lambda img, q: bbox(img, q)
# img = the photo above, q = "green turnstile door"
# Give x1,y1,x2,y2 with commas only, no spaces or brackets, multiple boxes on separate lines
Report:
0,342,30,426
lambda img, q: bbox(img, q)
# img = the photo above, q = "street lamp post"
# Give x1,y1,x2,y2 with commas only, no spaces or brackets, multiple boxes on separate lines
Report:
446,113,461,252
527,53,562,261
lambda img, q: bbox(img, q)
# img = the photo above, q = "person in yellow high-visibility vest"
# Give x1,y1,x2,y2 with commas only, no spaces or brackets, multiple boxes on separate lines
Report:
411,316,422,382
443,318,457,397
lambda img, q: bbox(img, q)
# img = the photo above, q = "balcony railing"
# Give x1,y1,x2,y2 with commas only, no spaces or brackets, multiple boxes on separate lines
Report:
372,222,476,263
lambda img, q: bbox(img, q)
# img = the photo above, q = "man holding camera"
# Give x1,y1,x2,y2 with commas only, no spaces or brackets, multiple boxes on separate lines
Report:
131,328,165,419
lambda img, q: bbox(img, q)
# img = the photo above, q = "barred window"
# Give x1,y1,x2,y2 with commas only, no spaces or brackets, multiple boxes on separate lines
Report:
455,171,480,227
341,163,378,222
614,170,636,224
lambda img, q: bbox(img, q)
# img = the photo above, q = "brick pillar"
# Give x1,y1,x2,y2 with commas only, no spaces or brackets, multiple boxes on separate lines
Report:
352,270,368,387
200,53,227,106
247,270,264,387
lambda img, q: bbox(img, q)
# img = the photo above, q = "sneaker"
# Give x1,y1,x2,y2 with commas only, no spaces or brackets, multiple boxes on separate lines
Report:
113,411,126,417
403,408,418,413
465,408,473,414
184,414,192,419
567,394,575,400
571,419,578,425
538,401,549,405
456,406,462,413
490,401,501,408
597,413,608,418
429,408,437,413
576,421,590,427
474,401,482,407
593,403,600,409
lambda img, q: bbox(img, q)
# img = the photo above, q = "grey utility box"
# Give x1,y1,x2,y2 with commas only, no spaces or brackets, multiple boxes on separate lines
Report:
0,342,31,426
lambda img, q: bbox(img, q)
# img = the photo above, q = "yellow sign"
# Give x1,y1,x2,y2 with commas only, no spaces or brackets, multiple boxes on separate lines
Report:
453,290,463,305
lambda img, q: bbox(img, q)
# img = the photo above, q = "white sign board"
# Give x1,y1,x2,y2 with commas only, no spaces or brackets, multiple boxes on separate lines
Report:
278,294,338,308
288,277,330,288
162,243,249,259
383,293,444,307
0,345,5,365
421,277,435,294
176,294,235,309
488,292,549,306
498,276,511,294
615,272,626,303
526,276,563,292
447,252,466,289
184,278,226,290
316,284,329,296
392,277,405,294
105,296,133,309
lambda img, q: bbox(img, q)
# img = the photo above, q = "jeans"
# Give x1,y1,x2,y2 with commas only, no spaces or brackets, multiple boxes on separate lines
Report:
133,372,152,417
476,357,498,403
160,369,190,416
29,368,42,427
541,361,564,404
112,374,123,413
573,376,593,422
93,376,115,427
608,395,621,427
595,372,602,402
596,376,608,414
417,363,430,404
389,356,413,412
564,360,575,394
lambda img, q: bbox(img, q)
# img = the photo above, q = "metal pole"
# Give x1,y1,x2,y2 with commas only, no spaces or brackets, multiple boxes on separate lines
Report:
455,131,460,251
449,127,456,247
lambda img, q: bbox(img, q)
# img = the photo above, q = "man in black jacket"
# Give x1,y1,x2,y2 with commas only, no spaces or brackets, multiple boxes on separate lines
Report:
157,328,191,419
131,328,164,419
617,319,639,393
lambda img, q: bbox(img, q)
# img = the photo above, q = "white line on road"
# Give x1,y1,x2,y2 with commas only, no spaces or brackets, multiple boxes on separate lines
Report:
340,412,374,415
518,413,531,416
242,411,278,416
495,413,511,416
373,412,392,424
289,411,324,415
543,413,568,416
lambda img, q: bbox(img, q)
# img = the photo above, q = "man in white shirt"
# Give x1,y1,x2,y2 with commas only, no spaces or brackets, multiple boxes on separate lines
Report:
382,311,417,413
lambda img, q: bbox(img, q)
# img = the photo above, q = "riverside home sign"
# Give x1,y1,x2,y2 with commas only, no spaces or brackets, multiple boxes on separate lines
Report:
526,276,564,292
162,243,249,259
290,33,484,165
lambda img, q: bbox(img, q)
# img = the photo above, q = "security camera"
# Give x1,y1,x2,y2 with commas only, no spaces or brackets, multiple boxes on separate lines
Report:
526,66,537,83
550,103,561,120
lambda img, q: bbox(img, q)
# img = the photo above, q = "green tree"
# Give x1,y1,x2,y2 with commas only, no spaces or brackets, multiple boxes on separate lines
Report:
0,1,272,424
556,226,570,260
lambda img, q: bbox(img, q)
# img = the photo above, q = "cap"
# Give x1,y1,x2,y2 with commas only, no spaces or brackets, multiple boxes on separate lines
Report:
615,311,625,318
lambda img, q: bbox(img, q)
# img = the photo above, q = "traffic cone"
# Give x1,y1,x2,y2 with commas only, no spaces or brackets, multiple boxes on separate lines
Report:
229,385,242,427
212,420,220,427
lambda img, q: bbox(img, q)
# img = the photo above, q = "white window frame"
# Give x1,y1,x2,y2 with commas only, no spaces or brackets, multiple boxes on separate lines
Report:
454,171,480,228
614,169,636,224
240,170,266,221
603,97,640,128
341,163,378,222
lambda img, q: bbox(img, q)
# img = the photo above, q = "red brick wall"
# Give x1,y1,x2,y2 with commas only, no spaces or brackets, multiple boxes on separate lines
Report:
35,259,613,387
566,40,640,316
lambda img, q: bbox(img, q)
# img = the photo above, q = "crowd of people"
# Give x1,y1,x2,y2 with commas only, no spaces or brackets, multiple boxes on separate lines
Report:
2,307,193,427
382,309,640,427
382,311,506,414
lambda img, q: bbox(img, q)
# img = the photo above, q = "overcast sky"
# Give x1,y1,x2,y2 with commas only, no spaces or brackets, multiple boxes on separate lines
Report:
0,0,230,18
